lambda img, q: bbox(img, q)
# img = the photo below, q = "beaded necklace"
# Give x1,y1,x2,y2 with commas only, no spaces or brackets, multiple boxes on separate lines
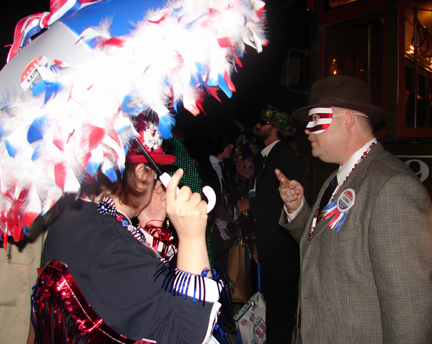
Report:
96,196,147,245
96,196,177,259
309,138,377,241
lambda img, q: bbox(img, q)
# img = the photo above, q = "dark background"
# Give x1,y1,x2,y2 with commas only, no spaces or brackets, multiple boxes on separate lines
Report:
0,0,312,155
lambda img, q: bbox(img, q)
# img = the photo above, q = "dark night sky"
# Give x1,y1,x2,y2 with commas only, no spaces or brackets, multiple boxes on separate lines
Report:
0,0,311,153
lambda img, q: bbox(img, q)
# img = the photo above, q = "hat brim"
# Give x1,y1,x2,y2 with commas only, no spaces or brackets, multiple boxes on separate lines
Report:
292,102,387,126
126,154,177,165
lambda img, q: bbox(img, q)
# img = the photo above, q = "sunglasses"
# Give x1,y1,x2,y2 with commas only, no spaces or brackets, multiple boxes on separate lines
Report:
258,119,272,126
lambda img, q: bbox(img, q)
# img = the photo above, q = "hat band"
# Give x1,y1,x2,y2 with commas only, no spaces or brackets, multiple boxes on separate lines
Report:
308,96,367,106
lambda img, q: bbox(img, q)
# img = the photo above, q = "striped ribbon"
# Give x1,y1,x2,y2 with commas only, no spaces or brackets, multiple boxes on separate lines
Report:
323,200,348,232
7,0,100,62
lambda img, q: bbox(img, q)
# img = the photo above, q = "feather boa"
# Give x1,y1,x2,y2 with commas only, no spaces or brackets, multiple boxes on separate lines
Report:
0,0,267,244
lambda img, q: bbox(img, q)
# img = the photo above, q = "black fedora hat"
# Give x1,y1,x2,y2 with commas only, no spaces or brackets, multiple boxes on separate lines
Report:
292,75,386,126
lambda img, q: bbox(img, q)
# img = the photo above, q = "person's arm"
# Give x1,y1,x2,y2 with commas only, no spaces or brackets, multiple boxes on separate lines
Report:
275,168,304,214
166,169,211,275
369,174,432,343
275,168,310,242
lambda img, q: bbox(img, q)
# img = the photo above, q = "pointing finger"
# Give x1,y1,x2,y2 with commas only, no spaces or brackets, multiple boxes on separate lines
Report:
166,169,183,204
275,169,290,188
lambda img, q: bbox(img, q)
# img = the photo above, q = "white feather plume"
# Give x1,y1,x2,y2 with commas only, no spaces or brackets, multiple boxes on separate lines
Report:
0,0,267,242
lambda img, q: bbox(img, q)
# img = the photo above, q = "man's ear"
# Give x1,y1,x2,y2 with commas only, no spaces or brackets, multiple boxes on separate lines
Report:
135,163,147,180
344,110,356,131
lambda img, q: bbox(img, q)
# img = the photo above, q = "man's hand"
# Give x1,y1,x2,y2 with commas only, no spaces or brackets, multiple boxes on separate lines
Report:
166,169,208,241
237,198,250,215
166,169,210,274
275,168,303,214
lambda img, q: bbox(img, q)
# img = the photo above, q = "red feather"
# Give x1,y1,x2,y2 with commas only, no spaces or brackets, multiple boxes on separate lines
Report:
97,37,125,48
208,87,221,102
88,126,105,149
223,70,236,92
54,162,66,189
217,37,231,48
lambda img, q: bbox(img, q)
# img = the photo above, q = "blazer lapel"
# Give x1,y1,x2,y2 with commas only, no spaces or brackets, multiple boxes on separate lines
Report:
310,142,384,242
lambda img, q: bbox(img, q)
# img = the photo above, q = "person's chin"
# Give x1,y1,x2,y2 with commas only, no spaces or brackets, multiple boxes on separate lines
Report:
310,146,320,157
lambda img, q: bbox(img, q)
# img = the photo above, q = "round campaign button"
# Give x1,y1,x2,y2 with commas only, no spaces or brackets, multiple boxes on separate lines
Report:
337,189,355,213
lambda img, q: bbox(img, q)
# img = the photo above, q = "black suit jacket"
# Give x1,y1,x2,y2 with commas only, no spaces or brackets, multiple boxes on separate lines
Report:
197,156,237,213
250,140,302,265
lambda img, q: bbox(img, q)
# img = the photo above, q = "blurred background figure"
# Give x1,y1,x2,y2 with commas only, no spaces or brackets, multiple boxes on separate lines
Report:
197,134,238,276
237,105,302,344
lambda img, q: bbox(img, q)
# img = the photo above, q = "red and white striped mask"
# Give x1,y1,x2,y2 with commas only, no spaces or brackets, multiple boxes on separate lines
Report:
306,107,340,134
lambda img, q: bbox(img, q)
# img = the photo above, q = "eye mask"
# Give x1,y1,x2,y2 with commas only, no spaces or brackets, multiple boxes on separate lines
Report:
306,107,340,134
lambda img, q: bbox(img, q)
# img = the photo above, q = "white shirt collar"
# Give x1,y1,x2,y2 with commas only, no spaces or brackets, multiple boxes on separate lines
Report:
209,155,223,180
337,138,377,185
261,140,280,157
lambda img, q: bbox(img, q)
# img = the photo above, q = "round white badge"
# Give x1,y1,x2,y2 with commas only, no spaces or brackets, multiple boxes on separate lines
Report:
337,189,356,213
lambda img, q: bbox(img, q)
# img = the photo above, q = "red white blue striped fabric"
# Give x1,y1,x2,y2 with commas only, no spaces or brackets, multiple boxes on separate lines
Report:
7,0,99,63
306,107,333,134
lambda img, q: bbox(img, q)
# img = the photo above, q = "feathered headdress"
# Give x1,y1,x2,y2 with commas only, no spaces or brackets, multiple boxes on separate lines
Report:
0,0,267,246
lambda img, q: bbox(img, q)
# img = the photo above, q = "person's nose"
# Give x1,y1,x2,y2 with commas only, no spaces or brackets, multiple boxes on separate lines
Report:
305,128,311,135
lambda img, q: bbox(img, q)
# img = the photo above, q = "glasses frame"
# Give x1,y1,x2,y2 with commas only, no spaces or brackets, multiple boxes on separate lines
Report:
258,119,272,126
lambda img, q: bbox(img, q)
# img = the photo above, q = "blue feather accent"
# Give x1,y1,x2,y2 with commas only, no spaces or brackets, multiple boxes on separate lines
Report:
158,115,175,139
115,124,131,134
186,9,209,29
217,73,232,98
240,0,252,11
44,82,62,104
172,5,183,15
188,75,198,88
32,81,63,104
0,125,4,140
103,167,118,182
5,140,16,157
31,146,41,161
85,161,101,176
121,94,146,116
31,82,47,97
27,117,46,143
173,101,180,114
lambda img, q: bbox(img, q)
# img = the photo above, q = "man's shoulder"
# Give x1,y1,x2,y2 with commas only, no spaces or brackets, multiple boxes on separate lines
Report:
268,140,296,157
358,145,428,195
370,145,417,178
48,202,126,247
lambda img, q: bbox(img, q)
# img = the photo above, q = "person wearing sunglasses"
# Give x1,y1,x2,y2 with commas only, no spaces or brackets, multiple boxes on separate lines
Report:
237,105,302,344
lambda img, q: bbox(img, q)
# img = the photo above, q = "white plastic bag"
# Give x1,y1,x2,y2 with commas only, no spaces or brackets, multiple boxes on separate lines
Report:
233,291,266,344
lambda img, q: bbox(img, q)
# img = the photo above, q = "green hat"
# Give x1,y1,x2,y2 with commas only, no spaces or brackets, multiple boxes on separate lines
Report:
261,105,296,137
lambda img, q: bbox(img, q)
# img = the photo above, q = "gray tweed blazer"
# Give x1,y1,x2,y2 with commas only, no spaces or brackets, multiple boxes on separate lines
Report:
280,142,432,344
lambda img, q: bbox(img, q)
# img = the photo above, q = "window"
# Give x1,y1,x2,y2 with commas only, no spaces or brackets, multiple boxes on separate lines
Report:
322,13,384,115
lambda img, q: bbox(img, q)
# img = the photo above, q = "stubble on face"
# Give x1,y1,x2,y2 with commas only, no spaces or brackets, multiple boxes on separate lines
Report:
255,125,272,143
